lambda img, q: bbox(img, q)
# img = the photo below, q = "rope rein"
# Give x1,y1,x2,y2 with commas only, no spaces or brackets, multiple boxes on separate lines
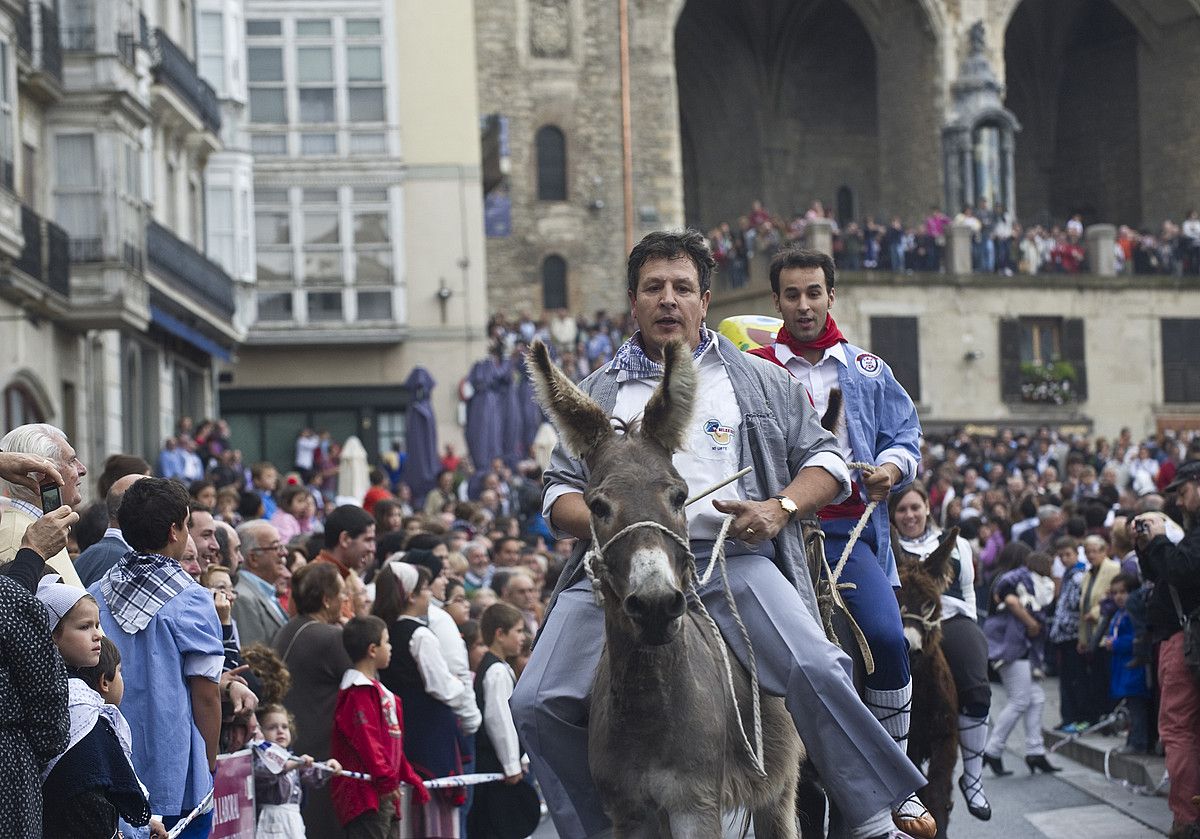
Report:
585,512,768,778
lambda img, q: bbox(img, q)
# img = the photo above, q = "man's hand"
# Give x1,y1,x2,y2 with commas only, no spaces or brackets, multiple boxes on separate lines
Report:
1132,513,1166,549
20,506,79,559
148,818,168,839
221,666,258,717
0,452,64,495
862,463,902,503
504,770,526,785
712,499,790,545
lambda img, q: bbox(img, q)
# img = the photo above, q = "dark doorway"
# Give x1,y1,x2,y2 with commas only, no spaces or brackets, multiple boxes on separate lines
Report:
675,0,878,231
541,254,567,310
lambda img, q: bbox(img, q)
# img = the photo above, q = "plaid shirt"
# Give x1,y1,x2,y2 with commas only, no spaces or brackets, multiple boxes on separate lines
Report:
612,327,712,382
1049,563,1085,644
100,551,195,634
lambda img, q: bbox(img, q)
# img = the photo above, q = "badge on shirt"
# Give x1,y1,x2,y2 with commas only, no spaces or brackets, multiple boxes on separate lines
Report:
703,418,734,448
855,353,883,378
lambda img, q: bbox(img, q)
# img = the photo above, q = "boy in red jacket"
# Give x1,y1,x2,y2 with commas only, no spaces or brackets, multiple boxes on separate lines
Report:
332,615,430,838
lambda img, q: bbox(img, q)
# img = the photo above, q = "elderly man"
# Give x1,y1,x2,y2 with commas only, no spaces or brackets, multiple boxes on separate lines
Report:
1019,504,1063,553
463,540,493,594
500,568,540,638
75,473,146,586
232,520,289,648
0,423,88,586
511,229,925,839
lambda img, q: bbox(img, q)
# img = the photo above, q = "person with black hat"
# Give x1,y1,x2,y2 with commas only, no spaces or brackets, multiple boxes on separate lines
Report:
1133,459,1200,838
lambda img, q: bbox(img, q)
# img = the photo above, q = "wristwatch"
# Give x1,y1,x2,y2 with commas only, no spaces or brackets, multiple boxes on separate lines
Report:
772,494,798,521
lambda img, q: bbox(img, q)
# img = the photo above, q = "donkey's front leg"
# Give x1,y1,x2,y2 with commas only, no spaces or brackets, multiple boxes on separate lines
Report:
664,805,723,838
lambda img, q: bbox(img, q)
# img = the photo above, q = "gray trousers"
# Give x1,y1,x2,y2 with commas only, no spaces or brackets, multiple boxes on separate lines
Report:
511,542,926,838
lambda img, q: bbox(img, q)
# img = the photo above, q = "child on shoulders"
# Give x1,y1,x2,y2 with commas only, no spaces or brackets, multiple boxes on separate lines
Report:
331,615,430,838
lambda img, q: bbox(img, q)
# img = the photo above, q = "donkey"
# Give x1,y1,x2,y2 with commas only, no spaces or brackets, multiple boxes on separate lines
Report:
894,529,961,839
527,339,803,838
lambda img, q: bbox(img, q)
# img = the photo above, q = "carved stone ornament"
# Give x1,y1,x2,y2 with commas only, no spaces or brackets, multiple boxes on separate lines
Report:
530,0,571,58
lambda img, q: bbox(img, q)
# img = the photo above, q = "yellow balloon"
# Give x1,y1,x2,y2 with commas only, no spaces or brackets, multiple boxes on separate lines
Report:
717,315,784,352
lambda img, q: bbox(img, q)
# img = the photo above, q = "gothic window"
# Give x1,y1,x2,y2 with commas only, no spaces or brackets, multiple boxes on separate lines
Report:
536,126,567,201
542,254,567,310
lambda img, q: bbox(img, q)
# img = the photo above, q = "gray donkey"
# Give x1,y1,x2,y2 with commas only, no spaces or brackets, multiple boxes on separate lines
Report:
527,338,803,838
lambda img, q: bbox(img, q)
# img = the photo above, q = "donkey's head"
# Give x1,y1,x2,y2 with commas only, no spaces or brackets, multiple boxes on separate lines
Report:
527,339,695,645
894,527,960,655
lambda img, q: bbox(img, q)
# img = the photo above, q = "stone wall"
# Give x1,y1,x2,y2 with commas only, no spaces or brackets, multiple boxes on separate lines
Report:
707,272,1200,437
477,0,1200,317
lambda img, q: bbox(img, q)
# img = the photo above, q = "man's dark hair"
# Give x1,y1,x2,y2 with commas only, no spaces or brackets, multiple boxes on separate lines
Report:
238,491,264,520
75,502,109,554
1111,572,1140,593
96,454,151,498
74,636,121,691
118,477,189,553
188,501,213,518
481,602,524,645
626,229,715,296
342,615,387,663
769,247,836,295
324,505,376,549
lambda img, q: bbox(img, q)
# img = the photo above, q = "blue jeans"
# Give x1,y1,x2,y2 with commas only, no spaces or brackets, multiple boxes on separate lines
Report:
820,517,910,691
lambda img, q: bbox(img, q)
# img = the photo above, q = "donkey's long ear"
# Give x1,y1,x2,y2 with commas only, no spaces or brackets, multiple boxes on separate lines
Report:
526,340,613,462
925,526,961,594
641,340,696,454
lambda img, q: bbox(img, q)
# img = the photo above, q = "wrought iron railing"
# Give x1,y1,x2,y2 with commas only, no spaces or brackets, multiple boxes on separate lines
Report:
149,28,221,133
16,205,70,298
146,220,235,317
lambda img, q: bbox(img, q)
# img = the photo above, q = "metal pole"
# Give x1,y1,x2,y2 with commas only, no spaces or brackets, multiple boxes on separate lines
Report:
618,0,634,254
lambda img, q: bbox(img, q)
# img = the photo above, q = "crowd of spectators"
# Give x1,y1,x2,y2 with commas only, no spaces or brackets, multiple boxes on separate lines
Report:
2,393,1199,836
703,198,1200,280
486,310,634,383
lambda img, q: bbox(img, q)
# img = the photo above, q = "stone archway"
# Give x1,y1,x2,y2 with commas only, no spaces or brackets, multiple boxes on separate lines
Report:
1001,0,1200,228
673,0,944,232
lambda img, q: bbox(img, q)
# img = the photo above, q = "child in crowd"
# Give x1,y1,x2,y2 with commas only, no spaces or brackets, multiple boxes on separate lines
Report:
987,551,1056,675
36,585,163,839
253,703,338,838
331,615,429,839
201,565,242,671
468,603,530,838
1101,573,1152,753
461,619,487,673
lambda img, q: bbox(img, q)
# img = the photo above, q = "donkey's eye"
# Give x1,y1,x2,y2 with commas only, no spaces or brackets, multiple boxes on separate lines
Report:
588,498,612,519
670,489,688,509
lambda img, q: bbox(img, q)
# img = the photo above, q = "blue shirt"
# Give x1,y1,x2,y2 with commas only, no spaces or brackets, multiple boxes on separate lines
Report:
89,580,223,816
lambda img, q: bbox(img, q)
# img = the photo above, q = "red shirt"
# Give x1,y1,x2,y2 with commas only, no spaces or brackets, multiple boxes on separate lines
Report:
331,670,428,826
362,486,393,515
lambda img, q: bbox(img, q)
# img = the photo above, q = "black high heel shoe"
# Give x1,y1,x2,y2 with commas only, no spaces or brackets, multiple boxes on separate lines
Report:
1026,754,1061,774
982,753,1012,777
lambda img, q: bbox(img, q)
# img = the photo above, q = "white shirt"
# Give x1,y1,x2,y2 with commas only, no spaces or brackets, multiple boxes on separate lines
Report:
404,617,481,734
773,343,852,459
481,659,523,777
426,603,474,692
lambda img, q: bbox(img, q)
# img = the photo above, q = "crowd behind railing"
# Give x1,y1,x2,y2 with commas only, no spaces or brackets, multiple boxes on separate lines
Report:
705,198,1200,282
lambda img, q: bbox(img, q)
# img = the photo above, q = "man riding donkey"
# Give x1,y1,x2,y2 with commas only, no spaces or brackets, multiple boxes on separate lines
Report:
510,229,931,839
746,247,992,829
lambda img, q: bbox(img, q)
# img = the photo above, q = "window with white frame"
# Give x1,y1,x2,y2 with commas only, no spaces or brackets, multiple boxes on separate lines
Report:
250,184,396,326
207,186,235,272
198,12,226,96
54,134,102,256
245,15,386,158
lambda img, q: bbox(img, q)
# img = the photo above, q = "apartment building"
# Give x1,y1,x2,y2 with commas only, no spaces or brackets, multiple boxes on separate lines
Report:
220,0,488,468
0,0,242,496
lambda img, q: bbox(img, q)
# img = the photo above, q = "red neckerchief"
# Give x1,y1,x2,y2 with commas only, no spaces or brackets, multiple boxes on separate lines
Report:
775,314,847,356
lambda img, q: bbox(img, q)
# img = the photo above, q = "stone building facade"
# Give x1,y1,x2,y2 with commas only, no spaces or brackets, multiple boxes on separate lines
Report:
476,0,1200,318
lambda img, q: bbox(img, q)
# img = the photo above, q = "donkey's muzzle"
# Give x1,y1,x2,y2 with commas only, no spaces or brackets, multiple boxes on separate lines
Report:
624,589,686,644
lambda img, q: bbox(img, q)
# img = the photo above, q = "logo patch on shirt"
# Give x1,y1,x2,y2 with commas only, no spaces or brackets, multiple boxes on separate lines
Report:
703,418,734,447
855,353,882,378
